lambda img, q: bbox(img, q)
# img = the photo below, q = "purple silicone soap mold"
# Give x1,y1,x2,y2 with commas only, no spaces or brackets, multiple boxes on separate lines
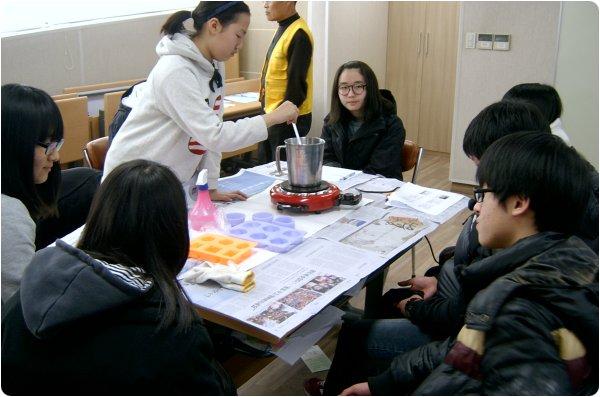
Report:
226,213,305,253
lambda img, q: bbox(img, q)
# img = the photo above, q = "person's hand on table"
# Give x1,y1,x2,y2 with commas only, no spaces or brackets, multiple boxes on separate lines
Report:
398,276,438,300
397,294,423,316
262,100,299,127
209,190,248,202
340,382,371,396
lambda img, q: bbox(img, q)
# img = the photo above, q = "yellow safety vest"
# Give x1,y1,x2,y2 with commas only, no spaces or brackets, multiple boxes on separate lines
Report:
263,18,313,115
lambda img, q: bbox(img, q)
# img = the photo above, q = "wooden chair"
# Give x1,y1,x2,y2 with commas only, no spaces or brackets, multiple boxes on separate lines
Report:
225,77,245,84
401,140,424,184
225,53,240,80
63,78,144,95
83,136,110,171
54,96,90,164
103,90,126,135
225,78,260,96
51,92,78,101
401,139,425,277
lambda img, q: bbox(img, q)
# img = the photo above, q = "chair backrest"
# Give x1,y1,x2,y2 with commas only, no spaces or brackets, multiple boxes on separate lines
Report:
401,140,425,184
225,53,240,79
51,92,78,101
63,78,144,95
225,78,260,96
83,136,110,170
103,90,126,134
54,96,90,164
225,77,245,84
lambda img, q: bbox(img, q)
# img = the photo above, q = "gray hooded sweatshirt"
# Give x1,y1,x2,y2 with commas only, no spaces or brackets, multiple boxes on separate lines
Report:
104,32,267,189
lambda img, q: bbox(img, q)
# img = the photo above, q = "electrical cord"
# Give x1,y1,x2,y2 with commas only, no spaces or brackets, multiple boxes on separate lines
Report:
424,236,439,264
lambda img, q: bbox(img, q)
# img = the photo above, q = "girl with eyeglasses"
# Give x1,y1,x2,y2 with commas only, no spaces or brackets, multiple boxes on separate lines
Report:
321,61,406,180
2,160,236,394
104,1,299,203
1,84,101,303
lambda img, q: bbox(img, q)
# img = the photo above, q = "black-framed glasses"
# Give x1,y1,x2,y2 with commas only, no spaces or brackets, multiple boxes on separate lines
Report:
338,84,366,96
473,187,494,203
37,139,64,155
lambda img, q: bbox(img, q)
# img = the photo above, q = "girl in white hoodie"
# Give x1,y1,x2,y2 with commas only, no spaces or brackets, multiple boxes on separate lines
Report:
104,1,298,202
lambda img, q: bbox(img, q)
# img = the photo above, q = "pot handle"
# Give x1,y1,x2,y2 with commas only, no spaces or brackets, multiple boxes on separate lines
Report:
275,145,286,176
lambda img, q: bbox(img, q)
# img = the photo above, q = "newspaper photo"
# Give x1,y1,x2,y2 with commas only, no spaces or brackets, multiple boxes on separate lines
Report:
182,251,359,339
339,210,437,257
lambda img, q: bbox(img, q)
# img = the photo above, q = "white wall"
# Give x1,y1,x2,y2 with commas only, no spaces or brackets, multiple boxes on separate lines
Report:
555,2,599,169
1,14,166,95
449,2,561,185
308,1,389,137
1,0,391,141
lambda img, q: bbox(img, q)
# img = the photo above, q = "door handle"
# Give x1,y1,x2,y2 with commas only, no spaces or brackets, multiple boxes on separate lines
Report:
425,32,430,55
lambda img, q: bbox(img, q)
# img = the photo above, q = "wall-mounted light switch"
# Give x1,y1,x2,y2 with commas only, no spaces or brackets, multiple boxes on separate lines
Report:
477,33,493,50
493,34,511,51
465,32,476,49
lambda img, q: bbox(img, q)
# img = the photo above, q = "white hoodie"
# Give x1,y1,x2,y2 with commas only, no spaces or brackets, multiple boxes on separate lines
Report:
550,117,571,145
103,33,267,189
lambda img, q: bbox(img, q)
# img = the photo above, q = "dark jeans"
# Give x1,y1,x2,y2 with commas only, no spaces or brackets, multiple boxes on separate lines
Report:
35,167,102,249
323,317,431,395
257,113,312,163
324,261,461,395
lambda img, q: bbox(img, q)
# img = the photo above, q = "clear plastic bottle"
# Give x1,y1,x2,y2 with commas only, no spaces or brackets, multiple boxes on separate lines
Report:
189,169,218,231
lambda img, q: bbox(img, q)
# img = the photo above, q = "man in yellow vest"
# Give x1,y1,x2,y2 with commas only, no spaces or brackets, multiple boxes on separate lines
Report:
259,1,313,162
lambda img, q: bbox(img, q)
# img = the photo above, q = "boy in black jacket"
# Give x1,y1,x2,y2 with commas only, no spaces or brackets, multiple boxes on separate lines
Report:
343,132,598,395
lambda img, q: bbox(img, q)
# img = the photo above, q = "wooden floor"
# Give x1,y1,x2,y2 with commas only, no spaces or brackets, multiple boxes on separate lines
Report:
237,151,473,395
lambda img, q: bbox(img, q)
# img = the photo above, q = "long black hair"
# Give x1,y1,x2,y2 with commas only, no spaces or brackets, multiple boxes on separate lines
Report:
161,1,250,37
327,60,393,125
1,83,63,220
77,160,196,331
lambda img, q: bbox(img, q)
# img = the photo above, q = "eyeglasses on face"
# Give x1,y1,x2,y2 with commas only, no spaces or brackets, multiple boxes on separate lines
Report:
37,139,64,155
338,83,366,96
473,187,494,203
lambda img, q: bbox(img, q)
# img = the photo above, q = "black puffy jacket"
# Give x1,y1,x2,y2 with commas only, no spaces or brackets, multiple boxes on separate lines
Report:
404,214,493,337
369,232,598,395
321,92,406,180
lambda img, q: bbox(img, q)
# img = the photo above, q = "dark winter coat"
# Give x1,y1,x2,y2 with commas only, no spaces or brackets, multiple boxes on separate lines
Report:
369,232,598,395
1,240,236,395
404,214,492,337
321,94,406,180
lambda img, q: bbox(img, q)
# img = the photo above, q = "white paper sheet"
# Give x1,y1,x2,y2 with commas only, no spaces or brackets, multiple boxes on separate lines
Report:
183,252,359,339
354,177,404,193
336,172,380,190
272,305,343,365
301,345,333,372
285,237,385,279
387,182,466,216
217,169,277,196
338,209,438,258
314,205,389,242
225,92,260,103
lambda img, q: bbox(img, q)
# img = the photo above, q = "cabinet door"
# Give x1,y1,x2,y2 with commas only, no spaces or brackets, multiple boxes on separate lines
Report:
385,2,426,143
418,2,459,153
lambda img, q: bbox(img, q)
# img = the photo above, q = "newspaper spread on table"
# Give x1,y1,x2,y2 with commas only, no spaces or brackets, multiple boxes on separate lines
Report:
57,165,468,343
182,202,439,340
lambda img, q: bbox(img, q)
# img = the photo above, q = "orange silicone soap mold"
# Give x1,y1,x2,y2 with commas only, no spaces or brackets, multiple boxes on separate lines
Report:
189,233,257,264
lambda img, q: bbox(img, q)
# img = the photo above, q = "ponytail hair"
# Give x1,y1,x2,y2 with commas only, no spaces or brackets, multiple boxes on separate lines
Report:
161,1,250,37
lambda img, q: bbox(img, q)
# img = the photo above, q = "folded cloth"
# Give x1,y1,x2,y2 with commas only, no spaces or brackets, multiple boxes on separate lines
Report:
180,262,255,292
219,281,256,293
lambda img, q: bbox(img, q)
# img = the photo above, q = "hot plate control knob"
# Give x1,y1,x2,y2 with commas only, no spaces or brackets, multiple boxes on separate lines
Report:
341,189,362,205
